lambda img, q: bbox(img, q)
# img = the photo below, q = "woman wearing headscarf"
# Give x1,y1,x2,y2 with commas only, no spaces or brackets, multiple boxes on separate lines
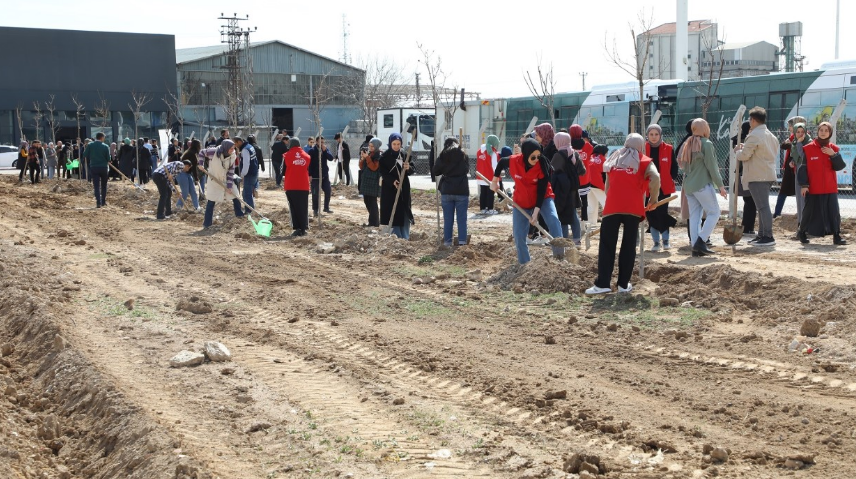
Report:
586,134,660,295
476,134,501,214
679,119,727,256
782,121,811,228
358,138,383,227
644,124,678,251
379,132,414,239
178,139,202,211
797,122,846,245
490,138,565,264
550,132,586,244
283,137,312,236
569,125,594,225
108,142,121,180
118,138,136,180
534,123,556,160
675,119,695,239
202,139,244,229
433,137,471,246
774,116,805,219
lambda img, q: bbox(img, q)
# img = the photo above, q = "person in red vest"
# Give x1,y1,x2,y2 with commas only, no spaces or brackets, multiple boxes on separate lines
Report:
476,135,501,214
644,124,678,251
569,125,595,226
797,122,847,245
490,138,565,264
586,133,660,295
282,138,311,237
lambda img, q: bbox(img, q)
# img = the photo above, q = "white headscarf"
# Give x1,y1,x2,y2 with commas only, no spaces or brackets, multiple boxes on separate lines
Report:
604,133,645,174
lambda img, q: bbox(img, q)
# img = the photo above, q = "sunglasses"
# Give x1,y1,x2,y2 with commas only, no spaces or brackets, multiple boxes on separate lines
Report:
528,154,541,161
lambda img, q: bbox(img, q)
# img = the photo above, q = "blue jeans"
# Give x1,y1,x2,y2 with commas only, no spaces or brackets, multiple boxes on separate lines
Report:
512,197,564,264
651,228,670,244
560,206,581,241
687,184,720,244
203,198,243,228
392,221,411,240
242,174,257,214
90,166,109,206
175,171,199,209
199,173,207,195
441,194,469,245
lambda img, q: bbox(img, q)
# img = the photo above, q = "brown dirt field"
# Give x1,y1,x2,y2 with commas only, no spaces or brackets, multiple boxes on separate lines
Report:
1,175,855,479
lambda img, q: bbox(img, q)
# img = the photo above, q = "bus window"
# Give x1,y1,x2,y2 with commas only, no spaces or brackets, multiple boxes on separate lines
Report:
384,114,394,128
821,90,843,106
419,115,435,137
801,92,821,107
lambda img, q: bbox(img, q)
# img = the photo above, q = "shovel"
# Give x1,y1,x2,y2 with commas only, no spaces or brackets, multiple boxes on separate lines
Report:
476,172,578,263
108,162,147,192
723,105,747,247
197,166,274,237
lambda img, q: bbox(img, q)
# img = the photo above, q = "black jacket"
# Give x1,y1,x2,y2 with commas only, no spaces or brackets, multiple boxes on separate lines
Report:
550,150,586,224
432,147,470,196
379,147,413,227
271,141,288,168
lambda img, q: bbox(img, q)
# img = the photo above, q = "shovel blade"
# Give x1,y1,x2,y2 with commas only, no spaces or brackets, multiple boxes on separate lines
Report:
723,224,744,245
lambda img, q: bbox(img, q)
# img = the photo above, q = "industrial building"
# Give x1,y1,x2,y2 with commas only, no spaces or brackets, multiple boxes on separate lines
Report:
0,27,176,146
175,40,365,149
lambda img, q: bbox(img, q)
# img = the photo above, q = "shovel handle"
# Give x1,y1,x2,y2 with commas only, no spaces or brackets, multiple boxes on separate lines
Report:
476,171,554,240
648,194,679,210
197,166,268,219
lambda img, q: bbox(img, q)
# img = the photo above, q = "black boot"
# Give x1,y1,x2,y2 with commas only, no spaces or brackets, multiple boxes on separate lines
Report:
693,237,715,256
798,230,809,244
834,234,847,245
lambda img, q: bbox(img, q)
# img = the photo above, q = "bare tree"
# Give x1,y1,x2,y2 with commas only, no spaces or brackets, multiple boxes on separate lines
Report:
418,43,459,142
342,55,409,136
94,92,111,138
15,104,26,144
523,56,557,126
307,70,334,229
129,90,151,185
696,33,727,120
32,101,44,142
71,94,85,142
45,95,60,144
163,85,190,143
603,9,664,130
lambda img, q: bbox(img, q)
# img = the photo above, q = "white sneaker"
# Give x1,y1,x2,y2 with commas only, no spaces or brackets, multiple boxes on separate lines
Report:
585,285,612,295
663,241,671,250
486,209,498,215
528,235,550,246
618,283,633,293
651,242,662,252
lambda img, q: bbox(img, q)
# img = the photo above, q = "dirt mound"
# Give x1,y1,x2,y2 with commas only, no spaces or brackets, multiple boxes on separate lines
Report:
488,253,599,294
0,249,208,478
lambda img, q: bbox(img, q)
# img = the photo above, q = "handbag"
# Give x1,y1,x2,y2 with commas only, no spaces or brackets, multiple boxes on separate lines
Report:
830,153,846,171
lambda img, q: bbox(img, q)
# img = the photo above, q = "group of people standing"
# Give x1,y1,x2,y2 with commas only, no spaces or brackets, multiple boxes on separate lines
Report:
16,139,84,183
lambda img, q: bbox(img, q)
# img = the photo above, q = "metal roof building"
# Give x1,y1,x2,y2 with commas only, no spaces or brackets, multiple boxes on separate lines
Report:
175,40,364,143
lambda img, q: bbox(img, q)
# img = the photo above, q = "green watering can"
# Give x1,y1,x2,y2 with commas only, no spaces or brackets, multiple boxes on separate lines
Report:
248,215,273,238
67,159,80,169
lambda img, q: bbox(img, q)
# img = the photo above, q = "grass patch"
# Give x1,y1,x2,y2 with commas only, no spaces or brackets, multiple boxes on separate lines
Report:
91,296,158,320
614,306,711,329
403,299,452,318
394,263,468,279
88,253,114,260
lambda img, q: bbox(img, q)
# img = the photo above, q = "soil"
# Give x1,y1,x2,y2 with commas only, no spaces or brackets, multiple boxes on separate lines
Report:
1,174,855,478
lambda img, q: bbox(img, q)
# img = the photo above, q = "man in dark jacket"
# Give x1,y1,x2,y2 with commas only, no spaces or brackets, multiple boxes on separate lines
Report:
308,136,334,215
333,133,352,186
270,134,288,187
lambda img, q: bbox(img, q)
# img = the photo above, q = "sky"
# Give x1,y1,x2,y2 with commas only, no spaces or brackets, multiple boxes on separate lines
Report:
5,0,855,99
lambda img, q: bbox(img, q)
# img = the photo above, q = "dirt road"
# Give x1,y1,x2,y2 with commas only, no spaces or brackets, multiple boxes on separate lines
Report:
0,176,854,479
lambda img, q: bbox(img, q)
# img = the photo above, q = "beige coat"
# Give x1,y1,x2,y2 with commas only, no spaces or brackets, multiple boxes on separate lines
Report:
736,124,778,189
206,151,239,203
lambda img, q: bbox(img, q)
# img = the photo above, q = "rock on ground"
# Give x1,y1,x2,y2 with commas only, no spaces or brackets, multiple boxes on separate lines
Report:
176,297,214,315
800,318,821,337
170,350,205,368
203,341,232,362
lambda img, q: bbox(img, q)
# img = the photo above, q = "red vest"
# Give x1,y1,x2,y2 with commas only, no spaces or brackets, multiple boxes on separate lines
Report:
283,147,311,191
476,147,496,184
602,156,653,219
802,141,839,195
576,142,594,185
645,142,676,194
509,154,554,209
586,153,606,190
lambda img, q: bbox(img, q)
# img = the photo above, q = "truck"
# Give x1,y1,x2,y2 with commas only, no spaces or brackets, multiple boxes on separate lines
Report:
376,108,436,152
435,99,510,157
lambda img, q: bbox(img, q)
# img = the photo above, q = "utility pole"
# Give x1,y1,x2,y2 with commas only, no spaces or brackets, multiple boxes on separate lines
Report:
835,0,840,59
579,72,587,91
341,14,350,64
218,13,256,127
415,72,421,108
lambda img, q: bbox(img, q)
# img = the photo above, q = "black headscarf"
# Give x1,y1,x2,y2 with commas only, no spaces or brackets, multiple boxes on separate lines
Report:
675,119,694,160
520,138,544,172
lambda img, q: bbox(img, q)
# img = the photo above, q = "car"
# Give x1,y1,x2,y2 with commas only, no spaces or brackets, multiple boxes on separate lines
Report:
0,145,19,168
